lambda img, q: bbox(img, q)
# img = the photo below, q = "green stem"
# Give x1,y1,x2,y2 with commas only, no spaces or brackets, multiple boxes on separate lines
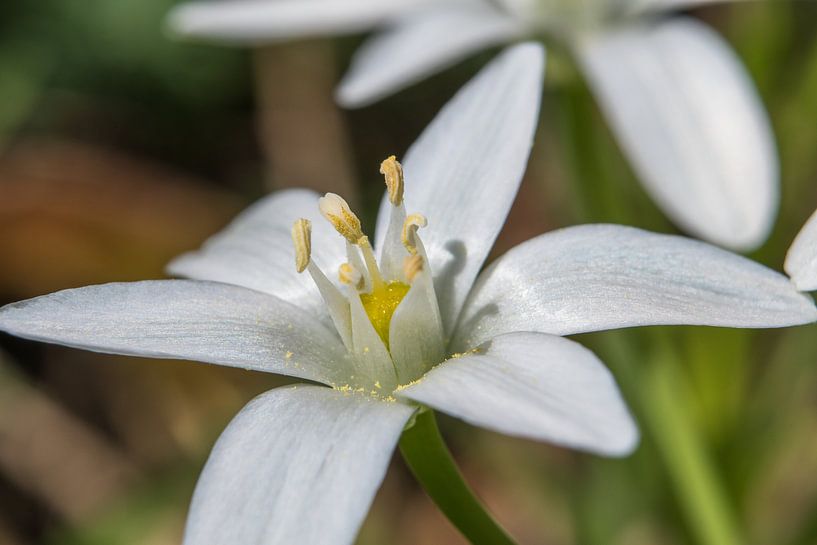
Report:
399,410,517,545
641,338,744,545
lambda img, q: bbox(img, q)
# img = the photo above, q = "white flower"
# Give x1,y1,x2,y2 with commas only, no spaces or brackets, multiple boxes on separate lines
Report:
0,44,813,545
786,207,817,292
168,0,778,252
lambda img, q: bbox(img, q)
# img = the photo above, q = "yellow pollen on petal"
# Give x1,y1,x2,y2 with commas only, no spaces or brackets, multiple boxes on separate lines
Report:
450,347,482,359
360,281,410,349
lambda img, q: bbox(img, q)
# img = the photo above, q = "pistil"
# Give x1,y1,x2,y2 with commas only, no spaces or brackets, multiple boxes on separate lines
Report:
360,281,410,348
357,235,386,292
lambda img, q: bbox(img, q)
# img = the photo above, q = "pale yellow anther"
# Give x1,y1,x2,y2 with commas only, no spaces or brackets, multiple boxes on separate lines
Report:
319,193,364,243
401,213,428,255
338,262,364,289
291,218,312,273
380,155,404,206
403,254,424,282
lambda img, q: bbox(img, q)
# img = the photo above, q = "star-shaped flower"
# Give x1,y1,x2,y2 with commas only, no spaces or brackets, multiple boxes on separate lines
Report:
0,44,813,545
168,0,777,252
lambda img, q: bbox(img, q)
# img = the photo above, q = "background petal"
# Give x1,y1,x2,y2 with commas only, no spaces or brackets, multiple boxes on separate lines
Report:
785,208,817,291
454,225,817,349
0,280,351,386
167,0,436,44
627,0,750,16
374,42,545,335
336,5,525,108
168,189,346,323
398,332,638,456
183,386,414,545
575,18,778,250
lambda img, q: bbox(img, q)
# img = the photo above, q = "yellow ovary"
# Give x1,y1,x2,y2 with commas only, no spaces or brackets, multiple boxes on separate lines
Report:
360,281,410,349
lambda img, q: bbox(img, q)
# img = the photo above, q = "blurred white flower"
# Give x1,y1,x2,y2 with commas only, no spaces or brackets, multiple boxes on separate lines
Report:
168,0,778,252
786,207,817,291
0,44,813,545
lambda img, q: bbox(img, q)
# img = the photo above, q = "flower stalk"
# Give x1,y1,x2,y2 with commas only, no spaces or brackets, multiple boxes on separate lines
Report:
253,44,357,198
399,409,518,545
640,337,744,545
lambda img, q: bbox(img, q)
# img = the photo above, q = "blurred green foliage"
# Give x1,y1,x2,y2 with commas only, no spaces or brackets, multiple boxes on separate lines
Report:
0,0,254,178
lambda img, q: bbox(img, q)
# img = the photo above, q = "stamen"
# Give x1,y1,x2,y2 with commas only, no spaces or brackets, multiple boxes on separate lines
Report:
345,241,371,290
291,219,353,351
339,263,363,290
319,192,386,290
319,193,364,243
380,155,404,206
377,162,408,280
357,236,386,292
401,213,427,255
291,218,312,273
403,255,424,282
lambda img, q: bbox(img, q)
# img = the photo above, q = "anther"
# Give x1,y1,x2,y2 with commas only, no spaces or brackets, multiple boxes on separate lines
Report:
403,255,424,282
339,263,364,290
380,155,404,206
319,193,364,243
401,213,427,255
291,218,312,273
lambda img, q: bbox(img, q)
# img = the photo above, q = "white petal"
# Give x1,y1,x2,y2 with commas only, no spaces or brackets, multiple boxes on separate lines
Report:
627,0,749,15
454,225,817,349
495,0,540,18
168,189,346,321
184,386,414,545
348,292,397,391
306,263,353,350
389,268,446,384
0,280,351,386
167,0,435,44
785,208,817,291
398,332,638,456
574,18,778,250
336,5,525,108
374,42,545,335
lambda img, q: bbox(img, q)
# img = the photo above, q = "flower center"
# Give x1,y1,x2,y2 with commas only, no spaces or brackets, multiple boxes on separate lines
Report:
290,156,447,394
360,281,410,349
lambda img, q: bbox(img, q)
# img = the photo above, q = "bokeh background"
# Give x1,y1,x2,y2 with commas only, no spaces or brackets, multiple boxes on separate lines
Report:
1,1,817,544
